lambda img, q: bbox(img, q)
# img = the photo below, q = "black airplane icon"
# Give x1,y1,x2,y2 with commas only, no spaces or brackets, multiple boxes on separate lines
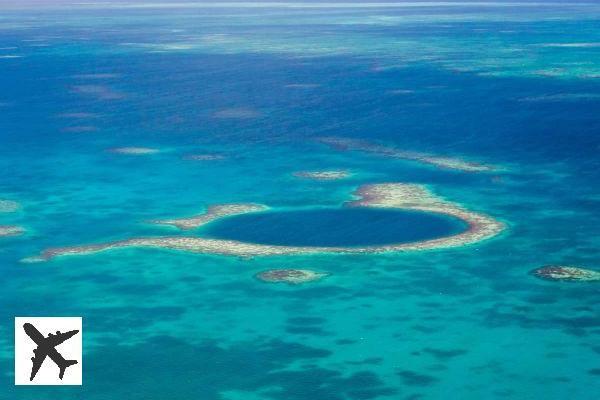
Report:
23,323,79,381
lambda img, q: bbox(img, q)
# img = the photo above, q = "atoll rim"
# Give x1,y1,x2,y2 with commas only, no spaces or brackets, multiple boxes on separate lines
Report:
27,183,506,261
255,269,329,284
531,266,600,282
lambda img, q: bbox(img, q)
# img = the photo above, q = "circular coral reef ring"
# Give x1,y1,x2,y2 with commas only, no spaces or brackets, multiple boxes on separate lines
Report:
531,266,600,282
255,269,329,284
27,183,506,261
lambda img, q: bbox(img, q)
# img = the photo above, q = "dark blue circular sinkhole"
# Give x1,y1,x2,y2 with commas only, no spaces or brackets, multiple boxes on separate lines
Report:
202,208,467,247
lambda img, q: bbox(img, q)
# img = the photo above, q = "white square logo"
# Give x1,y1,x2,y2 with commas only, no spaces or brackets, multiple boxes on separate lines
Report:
14,317,82,385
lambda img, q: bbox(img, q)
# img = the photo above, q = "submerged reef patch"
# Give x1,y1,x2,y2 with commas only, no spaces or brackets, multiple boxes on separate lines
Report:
318,136,498,172
0,200,20,213
212,108,260,119
518,93,600,102
152,203,268,230
184,153,226,161
70,84,125,100
28,183,505,261
62,126,97,133
0,225,24,237
72,73,122,79
58,112,99,119
388,89,415,95
531,266,600,282
284,83,321,89
1,201,24,237
538,42,600,48
293,170,350,181
255,269,328,284
110,147,161,155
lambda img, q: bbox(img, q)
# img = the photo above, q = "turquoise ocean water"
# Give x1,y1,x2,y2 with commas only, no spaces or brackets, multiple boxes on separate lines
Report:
1,1,599,399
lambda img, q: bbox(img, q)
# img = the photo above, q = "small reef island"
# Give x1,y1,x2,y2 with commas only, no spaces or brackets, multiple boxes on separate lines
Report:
27,183,505,261
531,265,600,282
255,269,329,284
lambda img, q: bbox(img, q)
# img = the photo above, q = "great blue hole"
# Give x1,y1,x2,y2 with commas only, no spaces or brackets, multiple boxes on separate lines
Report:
201,208,467,247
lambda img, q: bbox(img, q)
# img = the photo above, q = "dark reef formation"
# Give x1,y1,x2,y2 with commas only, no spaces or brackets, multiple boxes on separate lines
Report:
255,269,329,284
531,266,600,282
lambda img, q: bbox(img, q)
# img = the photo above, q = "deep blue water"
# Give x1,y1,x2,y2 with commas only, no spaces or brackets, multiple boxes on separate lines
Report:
203,208,466,246
1,2,600,400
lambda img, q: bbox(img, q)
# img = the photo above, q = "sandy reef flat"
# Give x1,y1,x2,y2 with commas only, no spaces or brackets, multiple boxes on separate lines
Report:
28,183,505,261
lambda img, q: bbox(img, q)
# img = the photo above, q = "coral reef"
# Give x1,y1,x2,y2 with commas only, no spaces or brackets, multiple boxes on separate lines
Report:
58,112,98,119
71,84,125,100
213,108,260,119
110,147,161,155
152,203,268,230
344,183,505,251
0,225,24,237
1,201,24,237
293,170,350,181
531,266,600,282
28,183,505,261
284,84,320,89
318,137,497,172
184,154,226,161
0,200,20,213
255,269,328,284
